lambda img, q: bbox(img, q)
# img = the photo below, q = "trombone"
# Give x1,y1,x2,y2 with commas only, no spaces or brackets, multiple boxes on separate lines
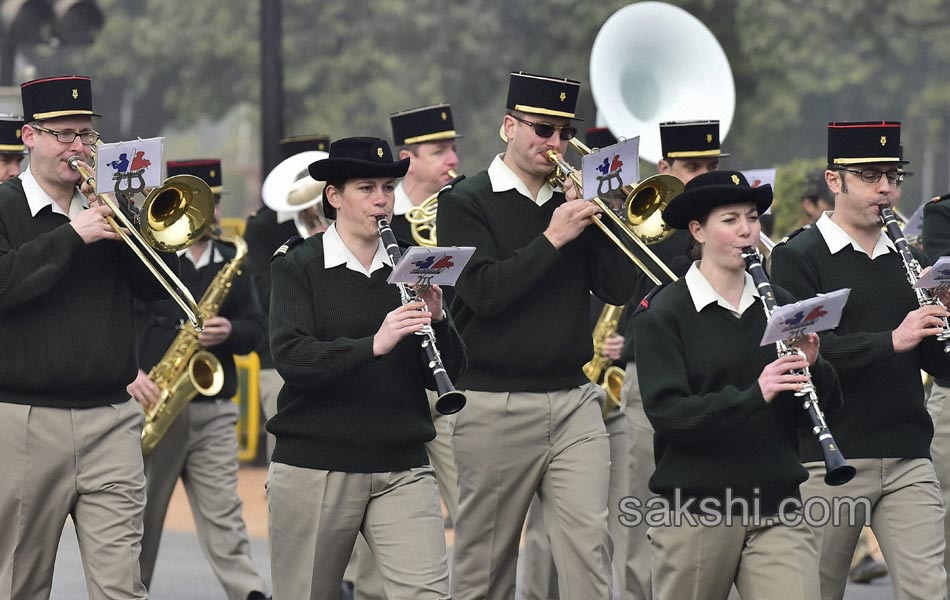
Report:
68,156,216,330
545,138,682,285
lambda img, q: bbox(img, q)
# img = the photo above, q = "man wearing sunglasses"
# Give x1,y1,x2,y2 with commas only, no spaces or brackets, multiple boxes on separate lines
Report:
771,121,950,600
436,71,640,599
0,75,181,599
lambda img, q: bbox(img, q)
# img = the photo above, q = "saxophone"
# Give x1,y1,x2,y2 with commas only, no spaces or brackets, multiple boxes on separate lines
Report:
583,303,626,419
140,233,249,454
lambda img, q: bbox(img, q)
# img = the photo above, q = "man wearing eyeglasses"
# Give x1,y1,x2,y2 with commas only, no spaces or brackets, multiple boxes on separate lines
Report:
436,71,640,599
771,121,950,600
0,75,180,599
0,115,25,182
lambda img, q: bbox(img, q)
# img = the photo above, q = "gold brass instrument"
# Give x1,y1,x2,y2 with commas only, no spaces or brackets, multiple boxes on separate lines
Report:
405,169,458,247
141,232,249,454
583,303,626,418
68,156,216,329
544,138,682,285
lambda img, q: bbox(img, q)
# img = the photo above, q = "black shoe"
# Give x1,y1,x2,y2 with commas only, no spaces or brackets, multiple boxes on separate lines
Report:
849,555,888,584
340,580,355,600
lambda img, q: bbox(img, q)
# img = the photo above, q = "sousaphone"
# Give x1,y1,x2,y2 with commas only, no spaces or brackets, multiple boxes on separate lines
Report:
589,1,735,164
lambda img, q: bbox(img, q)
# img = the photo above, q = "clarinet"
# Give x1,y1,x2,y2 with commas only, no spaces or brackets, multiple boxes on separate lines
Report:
376,217,466,415
742,247,856,486
880,206,950,353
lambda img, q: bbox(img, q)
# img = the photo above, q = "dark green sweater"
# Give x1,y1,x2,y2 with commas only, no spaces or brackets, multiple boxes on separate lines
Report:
771,226,950,461
436,170,640,392
633,279,842,515
244,206,297,369
0,177,179,407
267,233,466,472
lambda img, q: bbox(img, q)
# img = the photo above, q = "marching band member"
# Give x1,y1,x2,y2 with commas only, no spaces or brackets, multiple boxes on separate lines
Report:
0,115,25,182
771,121,950,600
436,71,639,599
267,137,464,600
618,119,727,600
0,75,172,600
245,135,331,460
632,170,837,600
389,104,461,243
129,159,270,600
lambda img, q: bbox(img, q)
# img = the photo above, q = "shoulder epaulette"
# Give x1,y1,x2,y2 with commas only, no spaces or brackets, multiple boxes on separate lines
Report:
930,193,950,204
775,224,811,247
272,235,303,260
437,174,466,199
632,281,672,317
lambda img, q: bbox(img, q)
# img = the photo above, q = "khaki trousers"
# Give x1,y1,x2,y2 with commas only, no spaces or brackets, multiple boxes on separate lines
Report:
801,458,946,600
929,382,950,593
519,392,630,599
267,462,449,600
649,515,819,600
621,361,655,600
451,384,612,600
353,389,459,600
0,400,148,600
140,400,268,600
259,367,284,461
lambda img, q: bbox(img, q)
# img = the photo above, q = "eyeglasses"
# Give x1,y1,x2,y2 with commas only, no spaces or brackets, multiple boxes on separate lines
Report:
838,168,904,185
510,116,577,141
30,124,100,146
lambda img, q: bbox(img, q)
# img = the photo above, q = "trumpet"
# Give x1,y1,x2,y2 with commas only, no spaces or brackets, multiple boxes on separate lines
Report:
68,156,216,330
880,206,950,352
405,169,457,247
377,217,466,415
742,246,856,486
544,138,681,285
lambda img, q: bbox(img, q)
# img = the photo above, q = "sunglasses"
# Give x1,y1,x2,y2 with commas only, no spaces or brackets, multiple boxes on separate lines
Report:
511,116,577,141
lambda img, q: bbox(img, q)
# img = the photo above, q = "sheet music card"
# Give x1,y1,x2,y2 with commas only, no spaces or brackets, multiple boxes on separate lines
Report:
760,288,850,346
95,137,165,195
388,246,475,287
581,137,640,204
914,256,950,290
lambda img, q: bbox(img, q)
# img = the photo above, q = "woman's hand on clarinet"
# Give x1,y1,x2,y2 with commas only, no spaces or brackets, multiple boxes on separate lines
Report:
415,284,445,322
789,332,820,366
758,354,810,403
373,301,432,357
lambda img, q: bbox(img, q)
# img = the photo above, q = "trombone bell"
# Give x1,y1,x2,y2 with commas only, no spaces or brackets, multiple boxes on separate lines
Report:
140,175,216,252
624,174,683,245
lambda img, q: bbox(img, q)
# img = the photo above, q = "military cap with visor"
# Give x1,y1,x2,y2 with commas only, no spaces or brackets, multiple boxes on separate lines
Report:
280,134,331,160
391,104,463,146
20,75,100,122
506,71,582,121
167,158,225,195
660,120,729,160
0,116,25,154
827,121,909,166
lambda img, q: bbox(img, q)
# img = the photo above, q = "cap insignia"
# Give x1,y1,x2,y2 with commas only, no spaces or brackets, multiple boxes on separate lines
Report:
880,136,887,146
72,89,78,100
210,169,216,178
559,91,566,102
731,174,740,185
318,143,325,150
706,133,713,143
441,111,447,121
377,147,384,158
15,130,20,139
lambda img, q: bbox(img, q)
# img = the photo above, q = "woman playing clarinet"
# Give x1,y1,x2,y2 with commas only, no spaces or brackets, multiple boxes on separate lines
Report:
631,170,842,600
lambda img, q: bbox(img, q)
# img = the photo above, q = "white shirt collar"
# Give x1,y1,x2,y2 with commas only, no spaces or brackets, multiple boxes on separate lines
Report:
178,241,223,269
393,180,414,216
19,166,88,220
487,153,556,206
815,212,895,259
323,222,392,277
684,261,760,318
